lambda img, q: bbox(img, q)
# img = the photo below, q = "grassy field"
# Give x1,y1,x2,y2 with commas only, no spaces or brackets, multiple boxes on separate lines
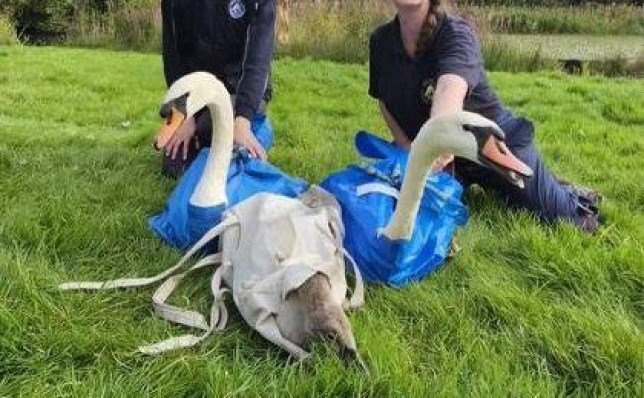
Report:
0,46,643,396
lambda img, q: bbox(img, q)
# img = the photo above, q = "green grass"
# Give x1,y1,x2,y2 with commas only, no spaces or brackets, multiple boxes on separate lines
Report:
1,46,643,396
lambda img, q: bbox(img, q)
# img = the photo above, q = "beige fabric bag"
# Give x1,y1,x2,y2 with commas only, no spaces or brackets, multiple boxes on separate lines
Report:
59,186,364,359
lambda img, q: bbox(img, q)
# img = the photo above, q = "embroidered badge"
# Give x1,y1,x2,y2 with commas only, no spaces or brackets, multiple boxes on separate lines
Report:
421,78,436,104
229,0,246,19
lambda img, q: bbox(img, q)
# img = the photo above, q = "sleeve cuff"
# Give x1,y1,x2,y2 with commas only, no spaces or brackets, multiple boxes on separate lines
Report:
234,104,255,121
195,108,210,131
435,68,479,96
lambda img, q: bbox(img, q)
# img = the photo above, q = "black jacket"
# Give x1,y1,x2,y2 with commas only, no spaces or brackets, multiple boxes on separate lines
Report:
161,0,275,121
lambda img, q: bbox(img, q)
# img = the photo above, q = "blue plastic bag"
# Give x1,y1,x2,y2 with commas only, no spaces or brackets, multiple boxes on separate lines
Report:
149,115,308,250
320,131,469,287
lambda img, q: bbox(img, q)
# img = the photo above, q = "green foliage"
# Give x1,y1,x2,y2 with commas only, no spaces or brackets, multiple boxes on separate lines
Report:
465,5,644,35
0,0,74,42
278,2,554,71
277,1,390,63
275,2,642,75
0,0,158,44
66,1,160,52
278,8,640,77
1,0,642,47
481,38,555,72
0,45,643,396
459,0,640,5
5,0,640,78
491,34,644,76
0,14,19,45
105,4,159,51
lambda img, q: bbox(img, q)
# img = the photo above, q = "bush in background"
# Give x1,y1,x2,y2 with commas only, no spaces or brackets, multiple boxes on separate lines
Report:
67,1,160,52
0,0,73,43
2,0,640,77
0,0,159,48
276,1,391,63
0,14,19,45
458,0,641,5
277,1,641,76
481,39,555,72
2,0,642,45
464,5,643,35
278,1,556,73
587,53,644,77
625,53,644,77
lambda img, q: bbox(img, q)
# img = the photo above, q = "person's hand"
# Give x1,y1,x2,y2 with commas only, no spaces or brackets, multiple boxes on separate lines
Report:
164,116,196,160
430,153,454,173
234,116,267,160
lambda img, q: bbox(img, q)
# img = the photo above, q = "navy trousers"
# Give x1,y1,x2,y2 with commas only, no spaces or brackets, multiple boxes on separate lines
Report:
454,115,591,229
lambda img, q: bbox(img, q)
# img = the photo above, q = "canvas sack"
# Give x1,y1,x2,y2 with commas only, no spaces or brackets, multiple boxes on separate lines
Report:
59,186,364,359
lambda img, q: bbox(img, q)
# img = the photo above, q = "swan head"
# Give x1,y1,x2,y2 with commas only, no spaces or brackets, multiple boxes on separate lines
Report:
382,111,535,241
420,111,533,187
155,72,231,149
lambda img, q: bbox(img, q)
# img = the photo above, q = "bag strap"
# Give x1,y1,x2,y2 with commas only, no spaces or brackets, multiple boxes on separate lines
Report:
138,217,239,354
342,247,365,309
58,215,239,355
356,182,399,199
151,253,222,331
320,219,365,310
57,217,236,292
138,262,230,354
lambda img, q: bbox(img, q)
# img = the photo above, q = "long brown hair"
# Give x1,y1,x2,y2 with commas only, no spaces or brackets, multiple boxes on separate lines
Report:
415,0,447,56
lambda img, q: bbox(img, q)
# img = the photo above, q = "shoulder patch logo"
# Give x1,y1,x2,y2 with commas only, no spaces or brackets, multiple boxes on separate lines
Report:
229,0,246,19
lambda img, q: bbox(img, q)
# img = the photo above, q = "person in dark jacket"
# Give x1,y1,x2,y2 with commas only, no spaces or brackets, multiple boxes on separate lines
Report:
160,0,276,177
369,0,602,233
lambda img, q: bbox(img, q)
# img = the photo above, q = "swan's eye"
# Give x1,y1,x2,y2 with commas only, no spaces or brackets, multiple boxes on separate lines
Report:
159,103,172,119
490,127,506,140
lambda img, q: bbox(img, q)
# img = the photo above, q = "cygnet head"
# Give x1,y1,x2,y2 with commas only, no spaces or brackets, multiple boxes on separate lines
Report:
291,273,369,373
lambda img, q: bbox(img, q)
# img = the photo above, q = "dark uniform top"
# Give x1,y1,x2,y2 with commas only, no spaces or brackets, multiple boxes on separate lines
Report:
369,13,521,143
162,0,275,121
367,12,599,233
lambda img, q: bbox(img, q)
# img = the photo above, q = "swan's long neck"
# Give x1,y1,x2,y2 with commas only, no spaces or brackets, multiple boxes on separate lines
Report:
189,96,234,207
382,111,506,240
381,130,441,240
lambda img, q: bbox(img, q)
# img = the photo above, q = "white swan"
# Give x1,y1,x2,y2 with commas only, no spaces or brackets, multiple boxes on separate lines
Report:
382,111,534,240
156,71,234,208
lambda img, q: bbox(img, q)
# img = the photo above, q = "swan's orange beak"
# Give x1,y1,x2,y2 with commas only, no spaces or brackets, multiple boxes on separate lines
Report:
155,107,185,150
480,135,533,188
